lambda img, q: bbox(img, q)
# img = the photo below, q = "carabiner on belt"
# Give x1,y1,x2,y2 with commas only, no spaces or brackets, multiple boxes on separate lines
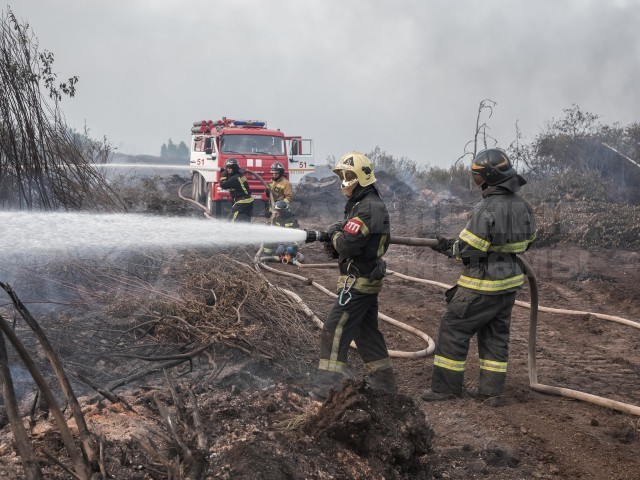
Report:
338,273,356,306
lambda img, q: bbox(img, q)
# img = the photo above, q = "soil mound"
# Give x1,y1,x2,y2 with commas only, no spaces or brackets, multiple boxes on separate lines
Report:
305,380,434,478
203,379,434,479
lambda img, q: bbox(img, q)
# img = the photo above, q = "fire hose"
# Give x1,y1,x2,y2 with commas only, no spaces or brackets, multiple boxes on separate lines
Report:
292,231,640,416
178,179,640,415
256,246,435,358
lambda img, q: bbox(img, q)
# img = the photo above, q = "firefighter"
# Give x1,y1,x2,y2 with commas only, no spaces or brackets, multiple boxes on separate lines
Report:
264,201,303,263
219,158,253,222
309,152,396,401
266,162,293,206
421,148,537,406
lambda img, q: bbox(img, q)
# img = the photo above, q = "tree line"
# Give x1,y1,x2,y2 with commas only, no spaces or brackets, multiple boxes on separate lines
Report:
367,104,640,205
160,139,189,159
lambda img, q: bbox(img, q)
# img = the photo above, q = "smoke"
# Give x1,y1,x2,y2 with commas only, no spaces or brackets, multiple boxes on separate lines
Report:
11,1,640,168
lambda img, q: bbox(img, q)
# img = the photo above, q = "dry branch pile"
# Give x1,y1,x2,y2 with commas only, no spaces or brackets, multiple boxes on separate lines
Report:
0,250,326,478
65,250,318,378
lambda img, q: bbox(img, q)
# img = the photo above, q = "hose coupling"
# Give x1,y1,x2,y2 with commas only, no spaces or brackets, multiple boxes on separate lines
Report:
304,230,331,243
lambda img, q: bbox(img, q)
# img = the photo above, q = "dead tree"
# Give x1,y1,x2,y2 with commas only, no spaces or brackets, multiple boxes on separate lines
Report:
0,282,99,479
455,99,499,190
0,313,92,479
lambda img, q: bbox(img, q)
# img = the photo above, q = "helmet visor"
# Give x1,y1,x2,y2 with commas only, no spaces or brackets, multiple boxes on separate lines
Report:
337,170,357,184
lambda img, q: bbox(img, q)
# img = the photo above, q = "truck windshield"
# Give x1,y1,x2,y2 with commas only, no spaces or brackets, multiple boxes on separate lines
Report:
220,135,284,155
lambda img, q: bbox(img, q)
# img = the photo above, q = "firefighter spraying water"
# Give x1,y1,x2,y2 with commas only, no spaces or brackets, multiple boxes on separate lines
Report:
304,151,397,401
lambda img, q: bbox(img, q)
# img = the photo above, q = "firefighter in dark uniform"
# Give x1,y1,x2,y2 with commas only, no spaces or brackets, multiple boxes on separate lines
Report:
219,158,253,222
309,152,396,401
272,200,299,229
264,200,303,263
422,148,537,405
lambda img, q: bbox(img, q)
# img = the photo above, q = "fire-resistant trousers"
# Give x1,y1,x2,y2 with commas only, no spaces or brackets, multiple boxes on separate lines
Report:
317,291,392,375
431,287,516,396
229,201,253,222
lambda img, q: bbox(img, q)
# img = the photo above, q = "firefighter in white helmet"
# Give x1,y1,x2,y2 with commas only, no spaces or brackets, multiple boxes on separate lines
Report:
309,151,396,401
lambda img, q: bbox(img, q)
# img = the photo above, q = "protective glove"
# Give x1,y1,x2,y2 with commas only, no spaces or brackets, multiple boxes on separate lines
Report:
431,235,454,254
326,221,343,240
323,222,343,259
324,242,339,259
219,167,226,173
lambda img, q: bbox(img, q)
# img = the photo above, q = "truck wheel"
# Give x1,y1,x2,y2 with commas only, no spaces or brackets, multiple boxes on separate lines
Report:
197,174,206,204
206,188,215,216
191,173,199,200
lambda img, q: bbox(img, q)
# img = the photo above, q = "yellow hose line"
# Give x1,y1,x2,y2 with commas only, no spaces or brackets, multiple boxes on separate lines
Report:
178,182,208,215
262,254,640,414
387,270,452,290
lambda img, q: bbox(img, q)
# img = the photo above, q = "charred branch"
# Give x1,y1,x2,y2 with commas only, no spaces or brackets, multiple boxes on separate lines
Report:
0,281,98,466
76,372,135,412
0,313,91,479
0,333,43,479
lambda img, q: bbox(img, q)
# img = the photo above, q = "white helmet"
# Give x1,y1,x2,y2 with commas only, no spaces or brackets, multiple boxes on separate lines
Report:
333,151,376,195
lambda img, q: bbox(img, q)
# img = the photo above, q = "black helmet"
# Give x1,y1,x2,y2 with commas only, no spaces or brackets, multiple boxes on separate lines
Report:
270,162,285,176
471,149,517,186
274,200,289,212
224,158,239,171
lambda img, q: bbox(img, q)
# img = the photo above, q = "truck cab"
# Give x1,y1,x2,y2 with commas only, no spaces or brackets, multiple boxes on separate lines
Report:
189,117,314,217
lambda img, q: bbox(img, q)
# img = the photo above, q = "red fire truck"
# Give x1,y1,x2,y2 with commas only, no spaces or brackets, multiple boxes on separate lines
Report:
189,117,314,218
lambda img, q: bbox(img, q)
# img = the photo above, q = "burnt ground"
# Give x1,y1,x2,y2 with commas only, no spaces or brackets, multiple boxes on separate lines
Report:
0,173,639,479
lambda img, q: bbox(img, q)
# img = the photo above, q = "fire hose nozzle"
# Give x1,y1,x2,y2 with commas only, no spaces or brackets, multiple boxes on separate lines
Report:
304,230,331,243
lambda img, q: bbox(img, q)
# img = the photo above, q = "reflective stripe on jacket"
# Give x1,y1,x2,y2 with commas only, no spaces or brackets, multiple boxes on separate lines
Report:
268,177,293,203
220,172,253,202
451,181,536,294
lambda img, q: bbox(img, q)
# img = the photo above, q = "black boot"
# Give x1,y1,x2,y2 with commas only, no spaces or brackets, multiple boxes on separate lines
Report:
368,368,397,395
309,370,346,402
421,388,457,402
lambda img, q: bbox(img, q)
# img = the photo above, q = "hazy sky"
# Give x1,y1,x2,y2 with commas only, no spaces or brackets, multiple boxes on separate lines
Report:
10,1,640,167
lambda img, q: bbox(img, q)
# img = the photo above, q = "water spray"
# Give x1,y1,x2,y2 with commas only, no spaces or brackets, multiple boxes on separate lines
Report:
0,211,306,257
